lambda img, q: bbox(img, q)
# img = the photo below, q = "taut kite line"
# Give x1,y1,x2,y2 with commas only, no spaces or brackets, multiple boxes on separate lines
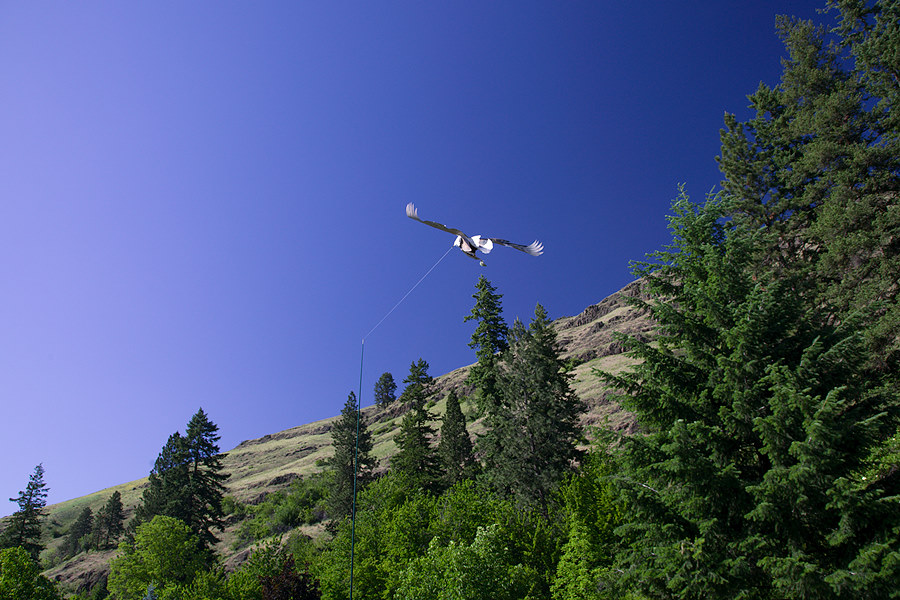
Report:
406,202,543,266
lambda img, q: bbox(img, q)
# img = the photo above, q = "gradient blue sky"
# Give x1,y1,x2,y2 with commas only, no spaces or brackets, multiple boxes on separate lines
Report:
1,1,829,514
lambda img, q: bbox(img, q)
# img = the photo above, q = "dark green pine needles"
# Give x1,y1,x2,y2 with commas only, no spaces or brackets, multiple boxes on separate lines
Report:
326,391,376,520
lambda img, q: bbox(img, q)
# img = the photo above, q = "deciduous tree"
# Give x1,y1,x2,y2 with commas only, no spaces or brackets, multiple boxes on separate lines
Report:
108,515,207,600
0,546,60,600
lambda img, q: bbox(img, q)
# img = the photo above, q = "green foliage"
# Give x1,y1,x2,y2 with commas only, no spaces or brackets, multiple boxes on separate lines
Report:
717,2,900,376
398,359,433,409
393,524,540,600
1,464,49,561
316,474,423,599
184,407,229,548
552,521,602,600
234,475,329,548
373,372,397,407
426,480,501,547
93,491,126,551
108,515,208,600
62,507,93,558
223,541,291,600
552,448,623,599
600,188,899,598
481,305,586,509
0,546,60,600
326,392,376,520
393,360,442,493
133,409,229,551
392,410,441,495
437,390,477,486
133,432,191,528
315,472,567,600
464,275,508,413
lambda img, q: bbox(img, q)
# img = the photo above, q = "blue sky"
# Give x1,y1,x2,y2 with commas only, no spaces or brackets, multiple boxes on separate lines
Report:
1,1,828,513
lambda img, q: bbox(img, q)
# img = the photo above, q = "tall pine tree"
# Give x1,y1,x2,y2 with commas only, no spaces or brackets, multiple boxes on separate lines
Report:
464,276,508,414
184,408,228,548
480,305,585,510
374,372,397,407
132,409,228,550
133,432,191,529
326,391,377,520
93,491,126,550
398,358,433,409
393,360,442,493
437,390,476,486
1,464,49,561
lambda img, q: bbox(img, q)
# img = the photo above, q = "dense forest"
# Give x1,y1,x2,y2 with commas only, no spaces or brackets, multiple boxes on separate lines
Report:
2,1,899,598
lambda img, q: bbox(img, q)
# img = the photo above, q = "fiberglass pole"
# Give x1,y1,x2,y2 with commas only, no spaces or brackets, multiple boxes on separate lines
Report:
349,339,364,600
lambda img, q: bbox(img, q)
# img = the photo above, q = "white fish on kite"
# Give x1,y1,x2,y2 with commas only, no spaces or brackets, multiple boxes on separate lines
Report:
406,203,543,266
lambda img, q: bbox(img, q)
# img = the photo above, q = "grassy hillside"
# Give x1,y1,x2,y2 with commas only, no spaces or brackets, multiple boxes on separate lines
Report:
35,279,651,591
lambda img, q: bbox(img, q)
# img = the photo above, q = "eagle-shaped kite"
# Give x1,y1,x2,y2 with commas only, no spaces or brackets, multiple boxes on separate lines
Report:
406,203,543,266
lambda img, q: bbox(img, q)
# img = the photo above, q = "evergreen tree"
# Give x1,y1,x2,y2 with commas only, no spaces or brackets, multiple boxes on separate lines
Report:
183,407,228,548
1,464,49,561
464,276,508,413
373,372,397,407
326,392,377,520
600,189,899,598
92,504,109,551
393,360,441,492
398,358,433,409
717,4,900,377
105,490,126,546
93,491,126,550
480,305,585,510
393,404,441,494
437,390,476,486
63,506,93,557
133,432,191,529
132,409,228,550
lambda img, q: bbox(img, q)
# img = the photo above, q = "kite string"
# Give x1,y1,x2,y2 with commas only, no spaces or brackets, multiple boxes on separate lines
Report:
362,245,454,342
351,243,452,599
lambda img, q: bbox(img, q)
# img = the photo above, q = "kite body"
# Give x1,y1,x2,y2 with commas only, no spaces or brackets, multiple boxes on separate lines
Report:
406,203,543,266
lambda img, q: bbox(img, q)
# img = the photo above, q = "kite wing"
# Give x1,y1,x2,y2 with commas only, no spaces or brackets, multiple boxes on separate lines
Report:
489,238,544,256
406,203,468,237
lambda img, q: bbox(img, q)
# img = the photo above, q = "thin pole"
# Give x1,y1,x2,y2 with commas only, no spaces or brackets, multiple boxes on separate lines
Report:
349,245,453,599
350,339,364,600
